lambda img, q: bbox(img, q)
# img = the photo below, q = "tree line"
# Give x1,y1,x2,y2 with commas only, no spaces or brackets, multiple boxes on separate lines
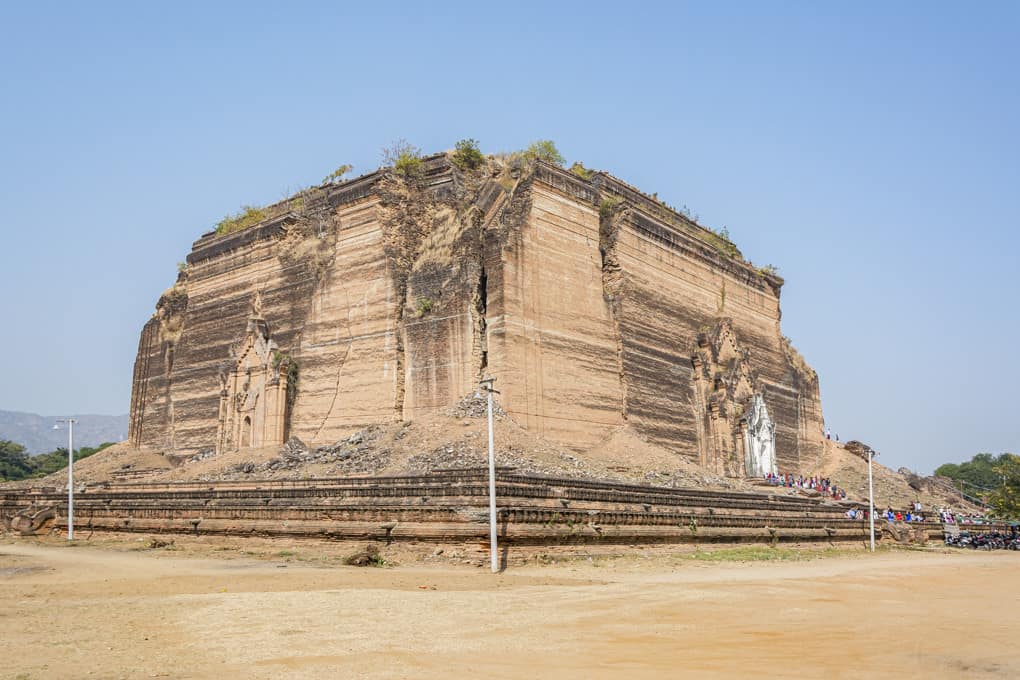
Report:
0,440,114,482
935,452,1020,518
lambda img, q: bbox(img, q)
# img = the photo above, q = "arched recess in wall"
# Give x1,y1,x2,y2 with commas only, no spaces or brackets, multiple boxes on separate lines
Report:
241,416,252,448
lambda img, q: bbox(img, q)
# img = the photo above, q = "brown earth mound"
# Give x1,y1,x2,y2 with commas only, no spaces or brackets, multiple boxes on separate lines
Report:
808,440,980,512
9,397,753,494
5,400,974,513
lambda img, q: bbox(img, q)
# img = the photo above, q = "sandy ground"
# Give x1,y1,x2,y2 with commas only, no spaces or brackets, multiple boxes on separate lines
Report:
1,538,1018,680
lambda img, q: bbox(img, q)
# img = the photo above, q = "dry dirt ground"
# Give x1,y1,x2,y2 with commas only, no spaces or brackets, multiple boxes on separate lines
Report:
1,537,1017,680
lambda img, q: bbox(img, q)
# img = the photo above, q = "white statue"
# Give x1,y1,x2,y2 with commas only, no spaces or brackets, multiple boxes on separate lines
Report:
744,394,777,476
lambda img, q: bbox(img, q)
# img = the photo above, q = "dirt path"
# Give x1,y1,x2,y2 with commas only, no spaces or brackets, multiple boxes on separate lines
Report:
1,540,1017,679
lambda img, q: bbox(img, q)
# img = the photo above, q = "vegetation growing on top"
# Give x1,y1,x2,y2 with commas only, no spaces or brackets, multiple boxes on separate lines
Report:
599,196,622,220
451,139,485,170
383,139,424,179
0,439,115,482
569,161,594,180
678,203,699,222
522,139,565,166
322,164,354,184
758,264,780,277
176,261,189,274
701,228,740,259
216,204,268,235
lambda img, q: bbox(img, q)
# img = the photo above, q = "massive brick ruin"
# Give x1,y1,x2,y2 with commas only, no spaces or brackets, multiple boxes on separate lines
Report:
128,152,826,478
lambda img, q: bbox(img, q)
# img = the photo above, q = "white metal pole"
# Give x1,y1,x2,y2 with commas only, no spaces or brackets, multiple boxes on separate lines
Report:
867,450,875,552
67,419,75,541
485,379,498,573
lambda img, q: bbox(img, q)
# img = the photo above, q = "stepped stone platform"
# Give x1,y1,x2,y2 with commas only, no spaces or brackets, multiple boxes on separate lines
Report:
1,469,945,547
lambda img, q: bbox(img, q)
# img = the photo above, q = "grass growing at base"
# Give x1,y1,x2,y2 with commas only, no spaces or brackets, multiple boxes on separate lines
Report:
676,546,845,562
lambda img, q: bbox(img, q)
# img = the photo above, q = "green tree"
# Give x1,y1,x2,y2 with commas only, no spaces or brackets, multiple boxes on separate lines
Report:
451,139,485,170
522,140,565,166
988,454,1020,518
935,452,1008,491
382,139,423,178
30,447,72,477
0,441,115,481
0,440,32,481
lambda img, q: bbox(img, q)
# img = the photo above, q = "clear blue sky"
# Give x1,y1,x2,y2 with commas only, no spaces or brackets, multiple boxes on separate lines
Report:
1,2,1016,473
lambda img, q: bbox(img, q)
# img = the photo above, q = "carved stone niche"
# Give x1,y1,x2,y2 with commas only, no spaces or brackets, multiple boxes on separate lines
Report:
691,319,775,478
216,311,290,453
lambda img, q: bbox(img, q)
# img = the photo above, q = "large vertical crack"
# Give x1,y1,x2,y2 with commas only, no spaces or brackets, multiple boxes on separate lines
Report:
598,192,629,421
475,265,488,377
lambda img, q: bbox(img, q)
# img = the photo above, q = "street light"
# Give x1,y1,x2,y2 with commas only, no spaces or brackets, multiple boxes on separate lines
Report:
867,448,877,552
53,418,78,540
479,377,499,573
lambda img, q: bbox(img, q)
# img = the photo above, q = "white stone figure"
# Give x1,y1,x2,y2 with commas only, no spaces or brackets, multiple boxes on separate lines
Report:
744,394,777,477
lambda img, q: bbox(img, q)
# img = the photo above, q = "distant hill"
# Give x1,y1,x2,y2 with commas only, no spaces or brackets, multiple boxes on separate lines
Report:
0,410,128,454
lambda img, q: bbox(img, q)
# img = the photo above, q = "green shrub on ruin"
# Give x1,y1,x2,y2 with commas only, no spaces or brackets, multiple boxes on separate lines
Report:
522,139,565,166
451,139,485,170
216,204,268,236
569,161,594,180
322,164,354,184
383,139,424,179
415,297,434,316
599,196,622,219
758,264,780,277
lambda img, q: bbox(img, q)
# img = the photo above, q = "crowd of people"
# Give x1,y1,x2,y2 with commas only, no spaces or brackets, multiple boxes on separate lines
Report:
764,472,847,500
838,506,926,521
840,504,997,525
880,507,925,522
936,507,991,525
762,473,1000,528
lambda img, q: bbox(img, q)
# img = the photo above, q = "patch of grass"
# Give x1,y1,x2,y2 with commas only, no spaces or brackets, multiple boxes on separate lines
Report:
569,161,594,180
415,297,434,316
277,550,296,558
703,229,742,259
216,204,268,236
675,546,843,562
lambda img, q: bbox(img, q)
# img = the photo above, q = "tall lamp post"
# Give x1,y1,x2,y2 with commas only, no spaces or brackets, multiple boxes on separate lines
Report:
479,378,499,573
54,418,78,540
867,448,877,552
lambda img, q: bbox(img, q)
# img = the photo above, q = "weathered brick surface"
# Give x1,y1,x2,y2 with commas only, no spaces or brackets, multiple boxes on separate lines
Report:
2,472,912,546
128,155,824,477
